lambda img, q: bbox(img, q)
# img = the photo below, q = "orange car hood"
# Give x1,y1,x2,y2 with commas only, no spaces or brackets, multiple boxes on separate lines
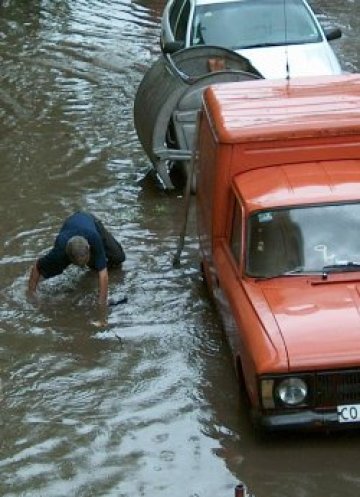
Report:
259,279,360,370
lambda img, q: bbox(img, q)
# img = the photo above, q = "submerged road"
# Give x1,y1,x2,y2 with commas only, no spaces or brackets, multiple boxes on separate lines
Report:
0,0,359,496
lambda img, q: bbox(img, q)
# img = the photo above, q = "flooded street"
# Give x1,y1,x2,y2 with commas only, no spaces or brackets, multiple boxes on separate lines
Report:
0,1,360,496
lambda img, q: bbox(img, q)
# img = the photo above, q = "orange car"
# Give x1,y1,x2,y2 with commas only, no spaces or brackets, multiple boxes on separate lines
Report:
196,74,360,430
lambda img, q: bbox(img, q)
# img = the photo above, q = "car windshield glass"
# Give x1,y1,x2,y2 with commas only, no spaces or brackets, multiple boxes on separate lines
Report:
246,203,360,278
191,0,321,50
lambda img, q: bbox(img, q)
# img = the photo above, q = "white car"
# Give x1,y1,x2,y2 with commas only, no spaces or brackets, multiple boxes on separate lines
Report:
160,0,342,79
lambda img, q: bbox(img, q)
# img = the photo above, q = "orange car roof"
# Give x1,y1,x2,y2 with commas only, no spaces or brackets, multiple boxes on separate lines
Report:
234,160,360,211
203,74,360,144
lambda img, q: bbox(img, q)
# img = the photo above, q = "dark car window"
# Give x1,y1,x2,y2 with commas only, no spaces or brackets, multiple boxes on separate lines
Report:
229,200,242,264
246,209,303,277
175,0,191,41
169,0,185,31
191,0,321,50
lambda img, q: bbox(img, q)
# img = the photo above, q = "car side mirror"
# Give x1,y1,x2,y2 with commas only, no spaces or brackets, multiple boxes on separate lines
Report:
162,41,185,54
324,27,342,41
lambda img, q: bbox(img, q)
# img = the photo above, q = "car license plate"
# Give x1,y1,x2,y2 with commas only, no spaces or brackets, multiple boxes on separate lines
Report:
337,404,360,423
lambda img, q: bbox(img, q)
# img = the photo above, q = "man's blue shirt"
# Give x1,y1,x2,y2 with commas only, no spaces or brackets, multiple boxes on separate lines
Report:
38,212,107,278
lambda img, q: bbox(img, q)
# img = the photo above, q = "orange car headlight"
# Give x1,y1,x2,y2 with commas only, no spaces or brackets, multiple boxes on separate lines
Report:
276,378,308,406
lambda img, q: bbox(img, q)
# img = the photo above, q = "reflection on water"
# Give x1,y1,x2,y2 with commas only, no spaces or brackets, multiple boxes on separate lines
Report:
0,0,359,496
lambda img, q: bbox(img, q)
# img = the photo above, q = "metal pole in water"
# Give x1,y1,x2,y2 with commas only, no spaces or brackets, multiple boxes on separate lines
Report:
172,114,200,267
172,151,194,267
235,483,245,497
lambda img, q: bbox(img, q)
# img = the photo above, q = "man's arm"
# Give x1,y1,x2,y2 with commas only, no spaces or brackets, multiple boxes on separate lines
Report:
28,261,41,294
98,268,109,305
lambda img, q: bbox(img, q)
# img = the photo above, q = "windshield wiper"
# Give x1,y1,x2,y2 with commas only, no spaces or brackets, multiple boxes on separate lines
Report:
322,262,360,279
238,39,313,50
239,41,285,49
323,262,360,271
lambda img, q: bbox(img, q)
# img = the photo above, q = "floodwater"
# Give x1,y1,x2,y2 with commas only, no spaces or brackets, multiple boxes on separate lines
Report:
0,0,359,496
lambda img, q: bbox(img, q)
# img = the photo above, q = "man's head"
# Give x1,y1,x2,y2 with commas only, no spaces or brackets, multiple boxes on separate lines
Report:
65,236,90,267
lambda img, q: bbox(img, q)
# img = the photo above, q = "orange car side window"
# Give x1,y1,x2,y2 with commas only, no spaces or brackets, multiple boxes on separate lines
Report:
229,200,242,264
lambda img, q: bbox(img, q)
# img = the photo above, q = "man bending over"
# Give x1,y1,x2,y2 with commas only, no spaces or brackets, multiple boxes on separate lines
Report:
28,211,125,305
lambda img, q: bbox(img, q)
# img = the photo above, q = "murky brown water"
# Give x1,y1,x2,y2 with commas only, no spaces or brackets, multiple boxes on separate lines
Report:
0,1,359,496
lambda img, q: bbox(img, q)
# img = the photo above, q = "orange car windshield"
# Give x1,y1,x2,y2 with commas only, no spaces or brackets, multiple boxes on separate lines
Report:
246,203,360,278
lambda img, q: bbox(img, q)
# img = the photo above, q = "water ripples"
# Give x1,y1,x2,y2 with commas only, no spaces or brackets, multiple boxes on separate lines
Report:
1,0,360,496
